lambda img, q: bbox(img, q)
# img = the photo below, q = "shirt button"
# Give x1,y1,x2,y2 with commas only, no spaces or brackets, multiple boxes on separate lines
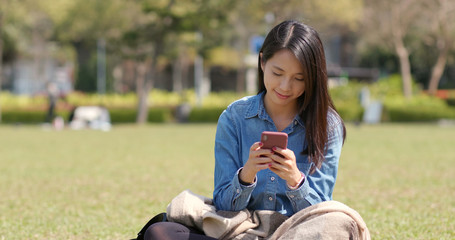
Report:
294,120,298,125
270,177,275,181
236,189,240,193
290,195,295,198
268,196,273,201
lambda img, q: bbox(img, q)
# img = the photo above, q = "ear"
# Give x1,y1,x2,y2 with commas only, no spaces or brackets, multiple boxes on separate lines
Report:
259,52,265,71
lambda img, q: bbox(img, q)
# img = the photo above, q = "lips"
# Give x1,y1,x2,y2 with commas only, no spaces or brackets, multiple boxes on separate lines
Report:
275,90,290,99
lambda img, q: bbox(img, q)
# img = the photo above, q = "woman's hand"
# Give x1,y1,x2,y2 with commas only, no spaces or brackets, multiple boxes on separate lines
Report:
268,147,302,187
239,142,274,184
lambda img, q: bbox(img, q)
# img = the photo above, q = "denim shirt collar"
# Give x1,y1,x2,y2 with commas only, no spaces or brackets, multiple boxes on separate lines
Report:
245,91,305,129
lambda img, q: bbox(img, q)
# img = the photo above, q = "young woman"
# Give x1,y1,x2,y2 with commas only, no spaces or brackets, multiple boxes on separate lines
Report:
144,20,346,239
213,19,346,216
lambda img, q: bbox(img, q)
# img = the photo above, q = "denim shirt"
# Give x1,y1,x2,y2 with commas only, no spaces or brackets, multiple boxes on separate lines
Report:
213,92,344,216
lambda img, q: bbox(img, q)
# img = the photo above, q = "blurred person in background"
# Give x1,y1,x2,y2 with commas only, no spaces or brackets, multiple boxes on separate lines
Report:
45,81,59,123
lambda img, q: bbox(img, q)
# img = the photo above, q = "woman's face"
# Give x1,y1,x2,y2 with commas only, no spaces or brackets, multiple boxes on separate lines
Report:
261,49,306,110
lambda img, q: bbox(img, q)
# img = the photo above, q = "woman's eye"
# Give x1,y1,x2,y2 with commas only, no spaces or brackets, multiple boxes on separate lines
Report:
272,72,282,76
296,78,304,81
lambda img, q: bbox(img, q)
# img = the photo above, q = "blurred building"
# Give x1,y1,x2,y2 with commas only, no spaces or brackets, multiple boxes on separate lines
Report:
1,42,74,96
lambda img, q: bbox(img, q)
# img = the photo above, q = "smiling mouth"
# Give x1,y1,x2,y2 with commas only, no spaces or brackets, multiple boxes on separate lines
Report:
275,91,290,99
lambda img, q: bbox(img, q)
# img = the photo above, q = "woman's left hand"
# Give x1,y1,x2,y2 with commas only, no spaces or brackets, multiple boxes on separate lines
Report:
269,147,302,187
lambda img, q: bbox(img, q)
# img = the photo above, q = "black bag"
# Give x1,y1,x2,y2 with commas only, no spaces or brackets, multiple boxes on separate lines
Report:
131,212,167,240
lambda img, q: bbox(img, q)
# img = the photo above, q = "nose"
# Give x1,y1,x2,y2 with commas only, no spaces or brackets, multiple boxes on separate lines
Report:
280,78,292,91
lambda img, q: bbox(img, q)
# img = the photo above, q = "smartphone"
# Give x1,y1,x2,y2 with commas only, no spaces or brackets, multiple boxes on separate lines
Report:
261,131,288,149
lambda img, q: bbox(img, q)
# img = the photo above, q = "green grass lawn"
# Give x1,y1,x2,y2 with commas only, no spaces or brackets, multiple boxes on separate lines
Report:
0,123,454,239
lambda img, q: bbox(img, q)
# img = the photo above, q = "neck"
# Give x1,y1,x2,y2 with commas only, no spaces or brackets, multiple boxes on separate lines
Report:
263,93,298,131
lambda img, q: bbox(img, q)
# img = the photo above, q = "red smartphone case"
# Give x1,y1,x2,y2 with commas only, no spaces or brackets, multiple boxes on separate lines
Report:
261,131,288,149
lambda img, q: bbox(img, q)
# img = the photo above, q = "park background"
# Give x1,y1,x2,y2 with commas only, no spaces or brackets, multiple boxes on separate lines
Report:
0,0,454,239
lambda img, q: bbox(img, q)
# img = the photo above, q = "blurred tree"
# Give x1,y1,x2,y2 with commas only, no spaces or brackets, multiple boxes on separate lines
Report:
0,10,3,122
303,0,363,67
56,0,139,92
0,0,66,121
0,0,24,123
0,0,54,87
258,0,363,32
420,0,455,95
122,0,234,123
306,0,363,30
225,0,270,93
221,0,363,92
362,0,422,98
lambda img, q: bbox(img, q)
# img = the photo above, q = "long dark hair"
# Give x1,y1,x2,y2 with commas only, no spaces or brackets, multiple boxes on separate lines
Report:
258,20,346,174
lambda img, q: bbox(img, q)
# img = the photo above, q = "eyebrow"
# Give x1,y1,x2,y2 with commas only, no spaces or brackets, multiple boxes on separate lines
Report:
272,65,304,76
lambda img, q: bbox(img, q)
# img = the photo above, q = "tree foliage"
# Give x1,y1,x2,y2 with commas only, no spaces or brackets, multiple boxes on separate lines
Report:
361,0,425,98
117,0,235,123
360,0,455,96
0,0,454,104
419,0,455,95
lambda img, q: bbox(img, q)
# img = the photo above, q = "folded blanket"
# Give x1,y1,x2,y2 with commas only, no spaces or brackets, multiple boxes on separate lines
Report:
166,190,370,240
269,200,371,240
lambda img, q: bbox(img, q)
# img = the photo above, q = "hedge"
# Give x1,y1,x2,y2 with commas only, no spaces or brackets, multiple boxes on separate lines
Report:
0,107,172,124
334,100,455,123
2,82,455,124
384,105,455,122
188,107,225,123
381,95,455,122
334,101,363,122
2,110,48,124
3,103,454,124
108,108,172,123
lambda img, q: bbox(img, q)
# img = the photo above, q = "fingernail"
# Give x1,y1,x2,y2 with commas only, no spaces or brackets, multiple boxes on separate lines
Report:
272,147,277,151
259,142,263,147
268,163,273,167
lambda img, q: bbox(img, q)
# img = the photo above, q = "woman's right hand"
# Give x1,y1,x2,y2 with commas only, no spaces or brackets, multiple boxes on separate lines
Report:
239,142,273,184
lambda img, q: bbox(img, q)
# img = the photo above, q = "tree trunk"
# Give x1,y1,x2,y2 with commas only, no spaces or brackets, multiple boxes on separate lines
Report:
234,36,247,93
394,37,413,98
236,66,246,93
136,61,151,124
0,11,3,122
428,44,449,96
136,43,160,124
181,55,189,91
236,38,246,93
136,0,173,124
172,55,183,93
73,41,96,92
